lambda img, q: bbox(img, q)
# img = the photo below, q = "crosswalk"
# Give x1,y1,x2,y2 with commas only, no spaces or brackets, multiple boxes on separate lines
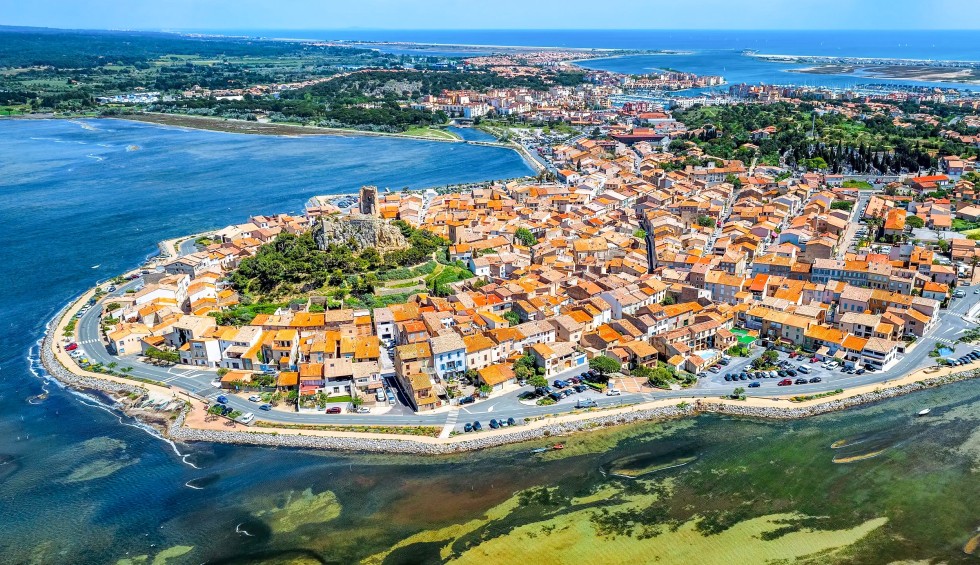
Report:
440,409,460,439
930,337,955,345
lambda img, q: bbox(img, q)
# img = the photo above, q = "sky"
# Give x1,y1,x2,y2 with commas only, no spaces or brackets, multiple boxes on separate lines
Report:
5,0,979,31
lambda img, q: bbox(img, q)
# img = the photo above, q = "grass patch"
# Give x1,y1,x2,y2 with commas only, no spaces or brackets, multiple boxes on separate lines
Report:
790,388,845,403
401,126,460,141
254,421,441,436
953,218,980,232
842,180,873,189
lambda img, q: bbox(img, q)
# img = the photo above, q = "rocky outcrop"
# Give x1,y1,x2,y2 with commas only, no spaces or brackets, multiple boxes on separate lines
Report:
315,215,407,253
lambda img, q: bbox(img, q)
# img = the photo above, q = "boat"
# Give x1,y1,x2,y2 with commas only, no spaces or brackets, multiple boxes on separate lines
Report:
530,447,548,454
552,444,565,451
917,409,931,417
91,264,100,269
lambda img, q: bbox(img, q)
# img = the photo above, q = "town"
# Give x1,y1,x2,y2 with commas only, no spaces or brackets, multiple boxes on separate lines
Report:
62,104,980,432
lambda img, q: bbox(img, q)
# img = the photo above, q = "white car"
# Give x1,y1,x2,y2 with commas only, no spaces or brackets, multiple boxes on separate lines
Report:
606,388,622,396
248,395,261,402
210,379,222,388
238,412,255,424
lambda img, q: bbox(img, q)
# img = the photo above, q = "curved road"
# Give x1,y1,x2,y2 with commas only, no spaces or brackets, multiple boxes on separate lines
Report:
70,246,980,431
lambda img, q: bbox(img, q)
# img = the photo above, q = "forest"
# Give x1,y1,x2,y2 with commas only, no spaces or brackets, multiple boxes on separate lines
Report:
0,26,391,113
673,102,977,174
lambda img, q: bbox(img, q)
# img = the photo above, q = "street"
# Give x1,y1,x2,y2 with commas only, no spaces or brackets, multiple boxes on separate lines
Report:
66,236,980,434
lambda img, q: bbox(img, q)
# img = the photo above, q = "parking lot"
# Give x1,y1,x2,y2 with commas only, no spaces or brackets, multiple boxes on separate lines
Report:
698,347,882,392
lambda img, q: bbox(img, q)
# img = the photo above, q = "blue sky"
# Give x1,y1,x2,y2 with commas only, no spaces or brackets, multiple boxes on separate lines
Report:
6,0,978,30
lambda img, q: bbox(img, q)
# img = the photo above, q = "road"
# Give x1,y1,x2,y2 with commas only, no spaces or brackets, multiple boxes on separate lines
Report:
68,238,980,432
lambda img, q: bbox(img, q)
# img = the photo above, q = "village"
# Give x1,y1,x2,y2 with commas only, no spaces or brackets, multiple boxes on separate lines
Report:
59,92,980,432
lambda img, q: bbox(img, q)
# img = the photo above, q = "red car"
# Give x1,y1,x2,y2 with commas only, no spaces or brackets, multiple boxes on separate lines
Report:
778,379,793,386
65,342,78,351
325,406,342,414
788,352,797,358
810,357,819,363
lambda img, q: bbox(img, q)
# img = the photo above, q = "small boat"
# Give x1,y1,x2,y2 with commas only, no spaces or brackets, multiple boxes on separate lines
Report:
552,444,565,451
917,409,931,417
530,447,548,454
91,264,100,269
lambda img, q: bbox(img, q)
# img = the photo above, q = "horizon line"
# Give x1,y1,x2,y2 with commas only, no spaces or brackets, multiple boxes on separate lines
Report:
5,24,980,33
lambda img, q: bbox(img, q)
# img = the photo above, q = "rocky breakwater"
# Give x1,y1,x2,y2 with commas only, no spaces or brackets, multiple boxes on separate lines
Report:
703,369,980,420
168,404,696,455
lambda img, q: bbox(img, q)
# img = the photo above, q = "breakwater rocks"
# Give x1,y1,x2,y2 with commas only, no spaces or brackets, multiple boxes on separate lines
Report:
168,404,697,455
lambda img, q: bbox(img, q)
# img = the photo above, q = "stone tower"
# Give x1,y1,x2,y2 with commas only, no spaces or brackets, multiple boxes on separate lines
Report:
359,185,379,217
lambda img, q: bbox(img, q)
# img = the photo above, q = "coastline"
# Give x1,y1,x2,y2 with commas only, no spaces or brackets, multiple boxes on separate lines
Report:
110,112,466,142
39,244,980,454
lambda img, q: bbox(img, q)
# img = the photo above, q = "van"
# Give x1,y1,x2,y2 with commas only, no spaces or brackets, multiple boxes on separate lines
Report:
386,389,396,405
376,389,386,402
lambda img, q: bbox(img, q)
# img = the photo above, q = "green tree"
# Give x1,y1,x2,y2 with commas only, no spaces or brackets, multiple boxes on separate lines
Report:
515,228,537,247
661,295,676,306
830,201,854,211
696,215,716,228
906,215,925,229
633,229,647,239
503,311,521,326
528,374,548,388
589,356,621,378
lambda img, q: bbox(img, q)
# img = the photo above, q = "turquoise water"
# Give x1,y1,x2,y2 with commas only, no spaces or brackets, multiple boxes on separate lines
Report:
2,117,980,563
447,126,498,142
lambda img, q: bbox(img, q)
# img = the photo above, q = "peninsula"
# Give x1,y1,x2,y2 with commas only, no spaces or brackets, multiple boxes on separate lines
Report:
43,92,980,452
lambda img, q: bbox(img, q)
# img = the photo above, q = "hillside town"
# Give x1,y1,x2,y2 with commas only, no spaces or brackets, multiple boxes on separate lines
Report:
76,105,980,417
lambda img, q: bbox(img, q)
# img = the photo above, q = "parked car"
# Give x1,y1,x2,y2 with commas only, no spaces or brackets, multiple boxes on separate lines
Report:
797,366,810,374
507,417,517,426
216,395,229,405
489,419,500,429
248,395,261,402
786,369,797,376
748,381,761,388
855,368,866,375
459,396,475,405
548,392,563,402
724,375,732,381
562,389,574,398
238,412,255,424
375,389,386,402
65,342,78,351
778,379,793,386
576,399,598,408
472,421,483,431
809,377,822,383
606,388,622,396
553,379,570,388
354,406,370,414
463,423,473,433
259,404,272,411
795,378,808,385
325,406,342,414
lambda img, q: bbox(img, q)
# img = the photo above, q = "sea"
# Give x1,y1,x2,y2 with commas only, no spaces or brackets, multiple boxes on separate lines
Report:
1,114,979,562
220,29,980,93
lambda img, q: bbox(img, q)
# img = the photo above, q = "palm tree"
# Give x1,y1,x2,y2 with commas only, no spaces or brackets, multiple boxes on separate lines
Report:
971,255,980,281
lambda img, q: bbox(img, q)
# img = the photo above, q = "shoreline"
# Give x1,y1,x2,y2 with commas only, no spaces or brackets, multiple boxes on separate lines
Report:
38,245,980,454
109,112,467,142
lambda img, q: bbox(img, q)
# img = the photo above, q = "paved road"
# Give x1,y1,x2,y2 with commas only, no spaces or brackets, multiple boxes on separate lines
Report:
68,243,980,431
